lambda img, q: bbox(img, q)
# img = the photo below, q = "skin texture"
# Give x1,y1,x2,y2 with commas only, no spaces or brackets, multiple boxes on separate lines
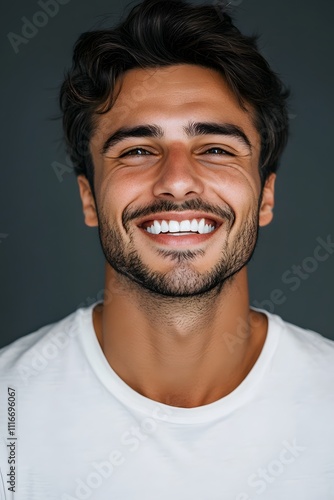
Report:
77,64,276,408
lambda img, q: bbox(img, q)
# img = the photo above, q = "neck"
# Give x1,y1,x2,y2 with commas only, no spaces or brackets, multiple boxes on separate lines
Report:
93,265,268,408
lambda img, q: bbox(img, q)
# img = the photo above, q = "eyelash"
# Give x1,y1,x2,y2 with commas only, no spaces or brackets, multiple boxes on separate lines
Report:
204,147,233,156
120,147,233,157
120,148,151,157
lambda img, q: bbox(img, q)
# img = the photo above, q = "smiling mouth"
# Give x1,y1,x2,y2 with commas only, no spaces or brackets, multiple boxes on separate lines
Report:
140,217,218,235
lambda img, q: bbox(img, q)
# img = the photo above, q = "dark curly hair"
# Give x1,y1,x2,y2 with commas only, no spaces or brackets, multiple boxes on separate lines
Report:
60,0,290,192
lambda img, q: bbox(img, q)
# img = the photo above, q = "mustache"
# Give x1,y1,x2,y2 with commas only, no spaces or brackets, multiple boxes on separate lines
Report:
122,198,235,229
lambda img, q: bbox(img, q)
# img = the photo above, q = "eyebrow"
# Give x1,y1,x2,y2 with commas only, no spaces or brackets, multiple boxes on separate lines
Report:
101,125,163,155
185,122,252,153
101,121,252,155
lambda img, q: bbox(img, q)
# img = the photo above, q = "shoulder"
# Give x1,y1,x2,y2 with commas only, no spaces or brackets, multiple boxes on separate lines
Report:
265,310,334,378
0,304,95,386
271,312,334,352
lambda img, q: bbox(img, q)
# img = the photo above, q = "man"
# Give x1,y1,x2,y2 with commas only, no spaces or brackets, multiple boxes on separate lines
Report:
0,0,333,498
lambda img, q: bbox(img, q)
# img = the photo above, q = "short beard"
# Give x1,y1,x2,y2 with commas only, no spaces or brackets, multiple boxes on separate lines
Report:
96,199,260,298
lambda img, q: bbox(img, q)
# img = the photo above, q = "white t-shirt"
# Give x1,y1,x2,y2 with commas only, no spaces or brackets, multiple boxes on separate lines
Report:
0,303,333,500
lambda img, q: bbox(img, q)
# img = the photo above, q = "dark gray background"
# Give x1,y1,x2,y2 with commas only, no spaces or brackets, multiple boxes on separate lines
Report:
1,0,333,348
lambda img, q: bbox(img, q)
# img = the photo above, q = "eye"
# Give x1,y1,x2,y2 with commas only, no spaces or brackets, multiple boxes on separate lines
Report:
120,148,152,157
204,147,233,156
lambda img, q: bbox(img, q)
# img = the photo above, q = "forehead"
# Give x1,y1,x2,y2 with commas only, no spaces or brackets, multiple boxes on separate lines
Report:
94,64,259,146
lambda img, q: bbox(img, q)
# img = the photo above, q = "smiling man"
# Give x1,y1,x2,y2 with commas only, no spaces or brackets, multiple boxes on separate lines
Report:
0,1,333,499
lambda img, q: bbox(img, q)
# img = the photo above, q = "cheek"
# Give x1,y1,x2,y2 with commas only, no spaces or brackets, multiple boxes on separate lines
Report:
212,169,260,214
97,171,148,222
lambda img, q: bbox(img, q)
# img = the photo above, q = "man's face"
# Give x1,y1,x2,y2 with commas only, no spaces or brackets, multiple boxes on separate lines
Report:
79,64,275,297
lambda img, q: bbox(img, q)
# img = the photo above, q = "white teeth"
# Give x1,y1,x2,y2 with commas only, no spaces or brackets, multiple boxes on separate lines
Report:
161,220,169,233
198,218,205,234
145,218,216,235
180,220,191,231
169,220,180,233
153,220,161,234
190,220,198,232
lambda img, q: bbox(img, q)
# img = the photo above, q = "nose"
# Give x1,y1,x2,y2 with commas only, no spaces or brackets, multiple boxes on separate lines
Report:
152,147,205,201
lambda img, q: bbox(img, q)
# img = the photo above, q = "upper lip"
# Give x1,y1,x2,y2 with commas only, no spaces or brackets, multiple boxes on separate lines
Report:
136,211,224,228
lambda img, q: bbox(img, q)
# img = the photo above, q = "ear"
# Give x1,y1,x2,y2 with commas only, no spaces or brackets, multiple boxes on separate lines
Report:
259,173,276,227
77,175,98,227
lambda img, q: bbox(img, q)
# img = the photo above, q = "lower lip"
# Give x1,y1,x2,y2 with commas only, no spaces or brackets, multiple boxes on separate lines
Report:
139,227,219,247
